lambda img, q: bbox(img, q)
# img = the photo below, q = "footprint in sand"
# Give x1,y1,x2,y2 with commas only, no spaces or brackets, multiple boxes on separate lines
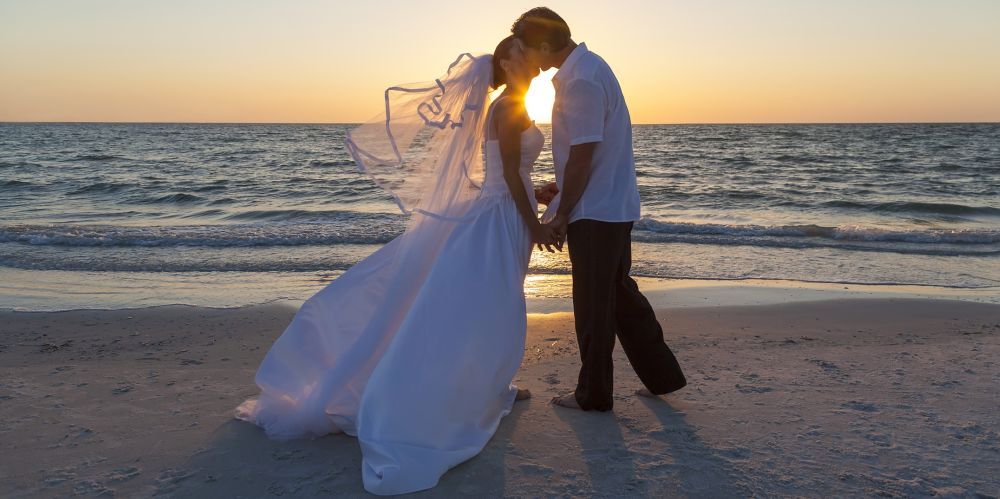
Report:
72,479,114,496
68,424,95,438
841,401,878,412
735,384,773,394
42,469,76,487
102,466,141,483
931,380,962,388
272,448,307,461
519,463,554,476
153,467,196,495
112,383,134,395
863,431,892,447
807,358,840,371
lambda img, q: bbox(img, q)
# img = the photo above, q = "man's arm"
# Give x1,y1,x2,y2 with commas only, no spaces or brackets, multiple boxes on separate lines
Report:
550,78,605,239
555,142,597,220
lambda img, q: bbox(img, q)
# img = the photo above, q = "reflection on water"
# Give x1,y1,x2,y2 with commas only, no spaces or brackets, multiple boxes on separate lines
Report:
1,122,998,310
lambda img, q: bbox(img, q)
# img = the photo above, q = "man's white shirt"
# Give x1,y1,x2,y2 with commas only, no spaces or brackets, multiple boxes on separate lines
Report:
548,42,641,224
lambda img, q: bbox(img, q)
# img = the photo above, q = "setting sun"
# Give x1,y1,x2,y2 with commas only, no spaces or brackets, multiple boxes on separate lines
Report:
525,69,556,123
490,69,556,124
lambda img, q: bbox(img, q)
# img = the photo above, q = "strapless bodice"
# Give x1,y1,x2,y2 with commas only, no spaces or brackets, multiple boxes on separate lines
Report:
482,124,544,203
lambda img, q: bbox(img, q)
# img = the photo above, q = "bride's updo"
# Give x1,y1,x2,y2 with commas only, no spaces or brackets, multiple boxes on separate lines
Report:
491,35,516,89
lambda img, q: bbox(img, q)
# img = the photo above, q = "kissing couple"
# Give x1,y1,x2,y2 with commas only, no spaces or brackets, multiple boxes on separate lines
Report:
236,7,686,496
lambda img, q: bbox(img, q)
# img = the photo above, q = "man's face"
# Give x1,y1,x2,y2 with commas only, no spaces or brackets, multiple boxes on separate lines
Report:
515,38,549,71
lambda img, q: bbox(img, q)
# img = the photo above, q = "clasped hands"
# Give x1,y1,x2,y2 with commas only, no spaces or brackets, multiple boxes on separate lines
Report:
532,182,566,253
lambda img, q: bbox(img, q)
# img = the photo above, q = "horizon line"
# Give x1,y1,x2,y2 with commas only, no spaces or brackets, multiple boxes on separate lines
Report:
2,120,999,126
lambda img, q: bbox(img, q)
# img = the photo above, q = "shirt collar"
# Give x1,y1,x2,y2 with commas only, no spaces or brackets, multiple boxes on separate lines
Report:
552,42,588,87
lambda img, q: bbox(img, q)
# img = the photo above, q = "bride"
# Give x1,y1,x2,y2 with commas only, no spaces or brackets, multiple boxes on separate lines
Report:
235,35,560,495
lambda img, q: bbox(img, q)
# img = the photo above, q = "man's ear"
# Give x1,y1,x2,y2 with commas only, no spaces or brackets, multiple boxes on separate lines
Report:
539,42,551,56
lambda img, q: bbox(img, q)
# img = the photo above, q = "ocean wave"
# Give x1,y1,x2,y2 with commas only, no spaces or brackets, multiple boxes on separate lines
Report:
144,193,205,204
309,159,355,168
223,209,403,223
2,217,997,257
67,182,130,195
635,218,1000,244
632,218,1000,255
0,256,357,273
180,209,228,218
2,254,997,290
822,200,1000,217
633,233,999,256
74,154,123,161
1,180,32,188
193,184,228,192
0,221,403,247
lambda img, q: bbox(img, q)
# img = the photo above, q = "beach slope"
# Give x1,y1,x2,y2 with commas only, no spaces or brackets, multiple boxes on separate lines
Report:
1,298,998,497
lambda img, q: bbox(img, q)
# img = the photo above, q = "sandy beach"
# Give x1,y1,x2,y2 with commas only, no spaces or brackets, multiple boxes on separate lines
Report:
4,1,1000,497
1,290,998,498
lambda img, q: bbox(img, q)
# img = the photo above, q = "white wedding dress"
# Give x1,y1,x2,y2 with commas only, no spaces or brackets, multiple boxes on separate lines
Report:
236,98,544,495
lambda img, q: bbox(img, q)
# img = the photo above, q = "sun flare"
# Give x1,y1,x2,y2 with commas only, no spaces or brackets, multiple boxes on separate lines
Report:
490,69,557,124
524,69,556,123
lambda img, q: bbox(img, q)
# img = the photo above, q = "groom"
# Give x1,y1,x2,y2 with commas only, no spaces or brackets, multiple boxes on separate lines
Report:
515,8,687,411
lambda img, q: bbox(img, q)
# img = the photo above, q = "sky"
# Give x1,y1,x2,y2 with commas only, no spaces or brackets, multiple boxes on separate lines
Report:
1,0,999,124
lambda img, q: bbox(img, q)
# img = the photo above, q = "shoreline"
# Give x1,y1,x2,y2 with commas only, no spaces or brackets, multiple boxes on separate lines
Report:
2,268,998,313
528,276,1000,313
1,298,997,496
5,121,1000,125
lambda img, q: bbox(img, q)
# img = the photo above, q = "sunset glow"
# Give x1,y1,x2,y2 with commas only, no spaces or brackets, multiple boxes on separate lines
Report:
1,1,998,124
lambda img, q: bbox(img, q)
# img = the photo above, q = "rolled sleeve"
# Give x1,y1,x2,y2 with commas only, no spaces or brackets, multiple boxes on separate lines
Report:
561,78,605,145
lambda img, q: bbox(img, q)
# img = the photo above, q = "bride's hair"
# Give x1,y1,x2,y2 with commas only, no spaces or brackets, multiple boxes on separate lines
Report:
491,35,516,89
511,7,571,50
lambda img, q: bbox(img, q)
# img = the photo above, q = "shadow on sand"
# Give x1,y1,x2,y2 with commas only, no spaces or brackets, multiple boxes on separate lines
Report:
151,404,525,498
553,396,750,496
149,394,745,497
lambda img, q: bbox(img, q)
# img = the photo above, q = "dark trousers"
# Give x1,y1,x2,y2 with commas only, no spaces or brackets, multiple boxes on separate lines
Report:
567,219,686,411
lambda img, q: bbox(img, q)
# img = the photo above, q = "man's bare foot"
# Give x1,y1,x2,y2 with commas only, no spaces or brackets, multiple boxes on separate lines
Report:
636,387,659,398
551,392,581,409
515,388,532,401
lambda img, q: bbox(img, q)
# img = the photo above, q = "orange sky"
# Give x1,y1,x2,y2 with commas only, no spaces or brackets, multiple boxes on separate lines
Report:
1,0,998,124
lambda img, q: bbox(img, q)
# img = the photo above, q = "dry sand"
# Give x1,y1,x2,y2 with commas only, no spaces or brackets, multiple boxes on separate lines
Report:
1,297,998,497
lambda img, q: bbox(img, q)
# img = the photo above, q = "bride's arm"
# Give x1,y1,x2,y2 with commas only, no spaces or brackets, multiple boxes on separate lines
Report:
495,100,559,250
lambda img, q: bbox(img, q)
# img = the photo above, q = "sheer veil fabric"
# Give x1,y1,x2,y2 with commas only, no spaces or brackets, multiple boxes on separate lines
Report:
236,53,544,495
345,52,492,223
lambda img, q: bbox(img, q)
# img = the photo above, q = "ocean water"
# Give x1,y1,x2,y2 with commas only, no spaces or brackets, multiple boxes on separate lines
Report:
1,123,998,310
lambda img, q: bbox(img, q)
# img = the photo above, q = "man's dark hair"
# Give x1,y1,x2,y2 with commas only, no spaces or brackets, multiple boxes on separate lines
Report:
511,7,571,51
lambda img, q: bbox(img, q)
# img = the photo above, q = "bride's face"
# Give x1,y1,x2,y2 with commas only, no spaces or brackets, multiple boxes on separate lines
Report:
503,43,540,89
515,38,548,71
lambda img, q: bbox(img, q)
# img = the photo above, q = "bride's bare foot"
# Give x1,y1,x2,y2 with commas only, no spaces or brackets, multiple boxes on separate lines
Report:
551,392,581,409
515,388,531,401
636,387,659,398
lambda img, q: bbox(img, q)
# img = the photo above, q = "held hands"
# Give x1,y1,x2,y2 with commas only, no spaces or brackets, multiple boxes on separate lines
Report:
531,222,562,253
532,214,568,253
548,213,569,239
546,213,569,252
534,182,559,206
532,183,565,252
